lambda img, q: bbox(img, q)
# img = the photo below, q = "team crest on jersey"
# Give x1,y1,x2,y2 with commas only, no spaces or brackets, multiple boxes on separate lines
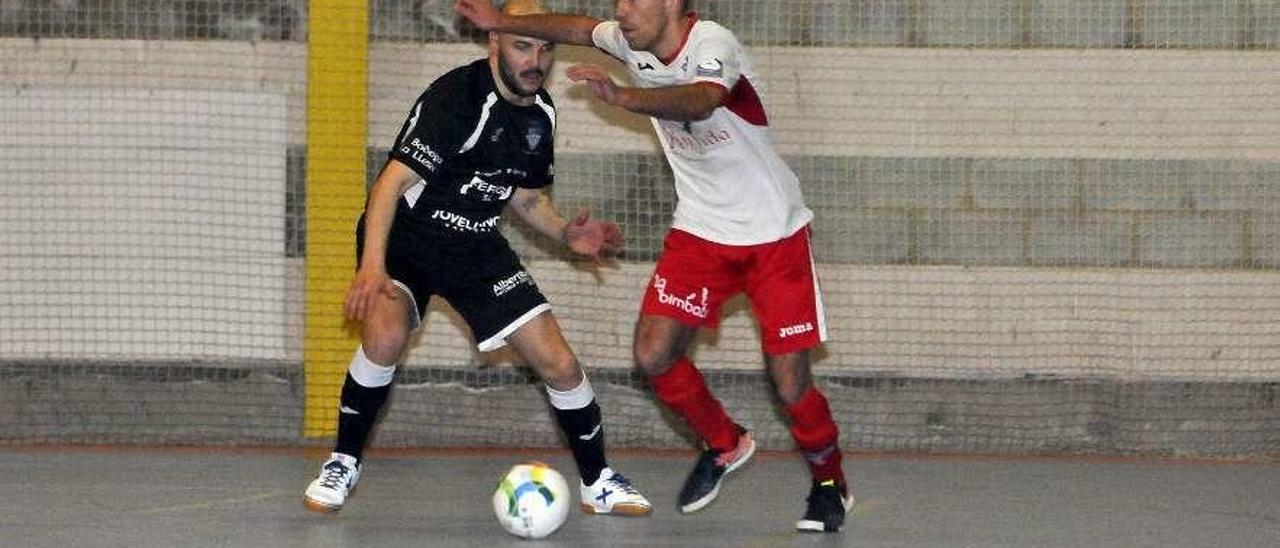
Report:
696,58,723,78
525,124,544,150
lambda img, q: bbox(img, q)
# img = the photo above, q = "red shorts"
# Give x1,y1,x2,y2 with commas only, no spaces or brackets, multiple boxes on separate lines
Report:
640,226,828,355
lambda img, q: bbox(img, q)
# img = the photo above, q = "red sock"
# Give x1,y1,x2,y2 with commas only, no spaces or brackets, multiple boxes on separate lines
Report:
648,357,740,453
786,386,845,486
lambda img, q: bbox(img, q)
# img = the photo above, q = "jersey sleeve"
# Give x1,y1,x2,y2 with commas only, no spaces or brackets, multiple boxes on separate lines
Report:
387,84,471,180
688,24,743,92
591,21,631,61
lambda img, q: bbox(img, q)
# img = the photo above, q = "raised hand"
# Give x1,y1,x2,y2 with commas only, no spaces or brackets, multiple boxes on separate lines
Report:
566,64,622,106
454,0,502,31
343,266,400,323
564,208,622,264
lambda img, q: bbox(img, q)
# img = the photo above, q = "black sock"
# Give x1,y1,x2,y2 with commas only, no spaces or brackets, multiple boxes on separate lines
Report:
553,399,608,485
334,373,391,462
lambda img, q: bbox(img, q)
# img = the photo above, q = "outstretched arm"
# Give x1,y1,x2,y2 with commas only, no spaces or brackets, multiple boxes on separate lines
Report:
455,0,602,46
566,64,728,122
506,187,621,263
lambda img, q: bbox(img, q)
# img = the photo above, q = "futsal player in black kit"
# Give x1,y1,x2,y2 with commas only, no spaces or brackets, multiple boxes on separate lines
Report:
303,0,651,517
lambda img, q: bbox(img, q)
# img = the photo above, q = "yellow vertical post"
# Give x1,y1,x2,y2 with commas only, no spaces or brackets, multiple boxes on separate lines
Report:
304,0,367,436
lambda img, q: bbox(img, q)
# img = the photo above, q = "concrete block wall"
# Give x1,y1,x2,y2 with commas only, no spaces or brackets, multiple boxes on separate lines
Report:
919,0,1023,47
1260,2,1280,46
3,4,1279,449
1030,0,1128,47
808,0,911,47
1141,0,1250,48
1029,212,1132,265
5,37,1277,271
512,154,1280,269
3,4,1279,380
2,1,1276,49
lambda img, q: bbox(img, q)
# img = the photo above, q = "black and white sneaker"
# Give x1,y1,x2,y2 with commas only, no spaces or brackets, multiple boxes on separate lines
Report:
677,431,756,513
795,479,855,532
303,453,361,513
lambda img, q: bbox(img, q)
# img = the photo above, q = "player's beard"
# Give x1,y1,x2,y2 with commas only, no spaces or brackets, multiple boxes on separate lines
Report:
498,52,544,98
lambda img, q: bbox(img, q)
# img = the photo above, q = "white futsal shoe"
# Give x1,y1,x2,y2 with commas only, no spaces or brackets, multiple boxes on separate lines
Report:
303,452,361,513
579,467,652,516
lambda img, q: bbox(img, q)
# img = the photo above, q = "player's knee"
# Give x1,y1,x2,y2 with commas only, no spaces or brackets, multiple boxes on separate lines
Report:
361,338,403,365
360,309,411,363
632,316,692,377
774,375,811,406
360,324,407,365
769,355,813,405
540,354,582,390
633,341,675,377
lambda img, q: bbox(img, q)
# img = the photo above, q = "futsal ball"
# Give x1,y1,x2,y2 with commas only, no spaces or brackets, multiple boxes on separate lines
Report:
492,461,571,539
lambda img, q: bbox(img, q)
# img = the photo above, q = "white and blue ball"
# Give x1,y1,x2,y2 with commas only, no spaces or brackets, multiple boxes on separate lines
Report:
492,462,571,539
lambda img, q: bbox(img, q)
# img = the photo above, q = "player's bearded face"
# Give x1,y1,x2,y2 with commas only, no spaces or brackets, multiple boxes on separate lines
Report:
496,35,555,97
615,0,668,52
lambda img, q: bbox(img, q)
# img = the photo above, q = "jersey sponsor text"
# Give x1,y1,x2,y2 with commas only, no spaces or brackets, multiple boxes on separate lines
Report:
401,137,443,172
493,270,532,297
657,120,733,156
430,209,500,233
459,175,513,201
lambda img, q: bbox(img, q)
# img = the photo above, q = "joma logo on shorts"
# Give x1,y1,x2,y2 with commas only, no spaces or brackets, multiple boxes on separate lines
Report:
778,322,814,338
653,274,709,319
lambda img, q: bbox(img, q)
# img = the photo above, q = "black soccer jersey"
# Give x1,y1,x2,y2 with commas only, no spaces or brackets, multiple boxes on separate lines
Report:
388,58,555,243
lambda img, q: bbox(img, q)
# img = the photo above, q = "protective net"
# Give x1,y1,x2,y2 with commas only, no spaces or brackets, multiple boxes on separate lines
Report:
2,0,1277,457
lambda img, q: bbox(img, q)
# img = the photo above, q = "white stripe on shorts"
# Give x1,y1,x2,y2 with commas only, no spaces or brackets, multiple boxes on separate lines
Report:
806,232,829,342
389,278,422,331
476,303,551,352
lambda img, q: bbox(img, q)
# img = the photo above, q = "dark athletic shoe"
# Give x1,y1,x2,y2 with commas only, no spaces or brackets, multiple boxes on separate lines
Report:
795,479,855,532
677,431,756,513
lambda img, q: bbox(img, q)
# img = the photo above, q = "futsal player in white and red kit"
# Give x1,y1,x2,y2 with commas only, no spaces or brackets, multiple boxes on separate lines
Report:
458,0,854,532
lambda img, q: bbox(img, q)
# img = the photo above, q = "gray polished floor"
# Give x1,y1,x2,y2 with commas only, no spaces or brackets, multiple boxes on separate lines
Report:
4,447,1277,547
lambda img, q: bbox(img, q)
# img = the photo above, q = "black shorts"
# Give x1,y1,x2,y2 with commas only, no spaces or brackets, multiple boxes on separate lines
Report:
356,214,549,351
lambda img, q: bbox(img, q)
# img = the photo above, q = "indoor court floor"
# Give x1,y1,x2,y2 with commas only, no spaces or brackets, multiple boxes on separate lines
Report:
4,447,1277,547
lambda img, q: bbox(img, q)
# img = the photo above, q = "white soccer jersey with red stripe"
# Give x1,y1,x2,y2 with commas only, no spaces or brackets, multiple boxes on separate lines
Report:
592,17,813,246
